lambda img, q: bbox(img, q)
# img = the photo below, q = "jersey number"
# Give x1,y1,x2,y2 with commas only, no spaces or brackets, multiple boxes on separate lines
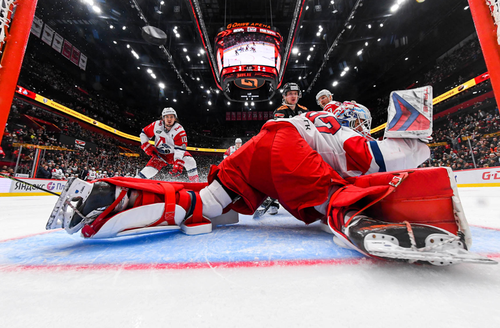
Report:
305,112,341,135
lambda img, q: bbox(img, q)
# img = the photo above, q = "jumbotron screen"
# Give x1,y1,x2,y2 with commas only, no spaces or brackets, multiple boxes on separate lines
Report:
215,23,282,77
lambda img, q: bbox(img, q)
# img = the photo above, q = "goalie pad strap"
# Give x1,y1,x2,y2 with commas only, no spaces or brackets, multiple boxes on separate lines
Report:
82,188,129,238
161,183,176,226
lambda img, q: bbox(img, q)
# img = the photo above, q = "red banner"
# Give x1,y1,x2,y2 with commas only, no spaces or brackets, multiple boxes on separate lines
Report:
237,112,241,120
263,112,269,120
258,112,263,120
253,112,258,120
16,86,36,100
62,40,72,59
71,47,81,65
475,72,490,84
226,112,231,121
231,112,236,121
242,112,247,120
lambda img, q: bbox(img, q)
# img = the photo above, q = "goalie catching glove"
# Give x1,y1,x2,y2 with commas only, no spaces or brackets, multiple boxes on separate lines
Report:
169,159,184,177
141,143,158,157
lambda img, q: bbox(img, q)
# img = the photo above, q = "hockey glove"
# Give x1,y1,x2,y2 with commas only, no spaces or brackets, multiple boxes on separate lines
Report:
141,143,158,157
169,159,184,177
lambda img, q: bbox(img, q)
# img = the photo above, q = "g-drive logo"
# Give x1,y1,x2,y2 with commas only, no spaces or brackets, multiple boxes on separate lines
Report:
482,171,500,180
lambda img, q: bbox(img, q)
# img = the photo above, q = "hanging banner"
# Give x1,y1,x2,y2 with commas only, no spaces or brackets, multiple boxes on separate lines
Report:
52,33,64,52
79,53,88,70
237,112,241,120
242,112,247,120
226,112,231,121
231,112,236,120
62,40,72,59
252,112,258,120
263,112,269,120
71,47,81,65
31,16,43,38
258,112,263,120
41,24,55,45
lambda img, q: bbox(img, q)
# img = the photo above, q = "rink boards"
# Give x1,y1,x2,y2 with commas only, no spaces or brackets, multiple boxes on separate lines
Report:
1,213,499,270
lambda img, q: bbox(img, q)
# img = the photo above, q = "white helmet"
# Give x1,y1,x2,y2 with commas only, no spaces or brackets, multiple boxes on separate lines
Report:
162,107,177,118
235,138,242,144
333,101,372,138
315,89,332,105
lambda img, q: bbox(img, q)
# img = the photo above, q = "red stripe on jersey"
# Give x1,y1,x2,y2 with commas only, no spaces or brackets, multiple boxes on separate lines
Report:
173,130,187,147
323,102,342,113
343,136,372,174
142,121,157,139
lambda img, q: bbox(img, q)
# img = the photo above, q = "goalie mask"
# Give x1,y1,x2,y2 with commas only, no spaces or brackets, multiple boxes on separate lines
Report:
334,102,372,138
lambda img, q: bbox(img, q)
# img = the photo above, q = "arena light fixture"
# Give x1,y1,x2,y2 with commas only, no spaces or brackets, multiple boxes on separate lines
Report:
292,47,299,54
92,5,101,13
158,82,165,89
332,81,338,87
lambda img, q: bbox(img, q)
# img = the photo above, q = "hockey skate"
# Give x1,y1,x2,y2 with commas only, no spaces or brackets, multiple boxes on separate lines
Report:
345,215,497,265
46,178,118,234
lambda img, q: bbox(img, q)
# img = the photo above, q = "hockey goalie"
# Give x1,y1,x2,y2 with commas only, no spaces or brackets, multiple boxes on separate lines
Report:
46,87,496,265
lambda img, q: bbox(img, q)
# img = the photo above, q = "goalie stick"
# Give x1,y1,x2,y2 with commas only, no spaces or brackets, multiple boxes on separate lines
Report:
0,173,59,196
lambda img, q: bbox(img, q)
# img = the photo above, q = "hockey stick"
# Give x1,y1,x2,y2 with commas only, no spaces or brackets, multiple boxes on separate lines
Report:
253,198,275,219
0,172,60,196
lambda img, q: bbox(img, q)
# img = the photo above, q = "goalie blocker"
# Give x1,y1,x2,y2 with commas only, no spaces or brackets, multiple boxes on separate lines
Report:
46,167,496,265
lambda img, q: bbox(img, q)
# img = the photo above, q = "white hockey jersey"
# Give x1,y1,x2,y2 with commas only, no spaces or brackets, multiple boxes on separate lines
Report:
276,111,430,178
322,100,343,113
224,145,240,159
140,120,188,161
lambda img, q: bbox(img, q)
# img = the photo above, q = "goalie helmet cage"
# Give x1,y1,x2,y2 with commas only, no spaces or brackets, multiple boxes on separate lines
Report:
0,0,38,142
469,0,500,114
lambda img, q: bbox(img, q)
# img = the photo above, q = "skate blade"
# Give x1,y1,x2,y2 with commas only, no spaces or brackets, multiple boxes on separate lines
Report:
252,209,266,219
45,178,93,231
366,240,498,265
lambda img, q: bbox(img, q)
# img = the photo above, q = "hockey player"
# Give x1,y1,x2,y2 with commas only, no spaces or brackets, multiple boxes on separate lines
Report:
87,167,97,181
47,87,494,265
137,107,199,182
224,138,243,159
315,89,342,113
268,82,309,215
273,82,309,118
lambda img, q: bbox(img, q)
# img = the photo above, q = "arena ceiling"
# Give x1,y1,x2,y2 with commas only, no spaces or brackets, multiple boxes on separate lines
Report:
32,0,477,120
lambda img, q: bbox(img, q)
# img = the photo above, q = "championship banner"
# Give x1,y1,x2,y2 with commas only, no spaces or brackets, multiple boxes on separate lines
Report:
385,86,433,139
242,112,247,120
263,112,269,120
252,112,258,120
41,24,55,45
225,112,231,121
258,112,263,120
62,40,72,59
237,112,241,120
79,53,88,71
71,47,81,66
52,33,64,52
31,16,43,38
231,112,236,120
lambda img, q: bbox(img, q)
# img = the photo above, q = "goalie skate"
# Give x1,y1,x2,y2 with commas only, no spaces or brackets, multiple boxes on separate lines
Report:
46,178,116,234
346,217,497,266
364,235,497,265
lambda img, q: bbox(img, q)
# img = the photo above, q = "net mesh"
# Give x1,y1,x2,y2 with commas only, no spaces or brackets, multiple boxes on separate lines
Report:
0,0,16,56
486,0,500,44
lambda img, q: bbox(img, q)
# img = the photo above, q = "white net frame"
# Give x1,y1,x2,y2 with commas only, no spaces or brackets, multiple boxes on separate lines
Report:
486,0,500,44
0,0,16,55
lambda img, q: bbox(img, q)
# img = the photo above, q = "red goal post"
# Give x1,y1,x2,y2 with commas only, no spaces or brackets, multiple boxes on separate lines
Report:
0,0,38,142
469,0,500,113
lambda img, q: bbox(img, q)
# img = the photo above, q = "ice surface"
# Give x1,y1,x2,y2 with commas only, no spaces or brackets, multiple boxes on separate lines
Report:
1,188,499,327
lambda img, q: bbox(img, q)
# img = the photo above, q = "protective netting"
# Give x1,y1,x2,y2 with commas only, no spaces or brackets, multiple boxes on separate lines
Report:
486,0,500,44
0,0,16,55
